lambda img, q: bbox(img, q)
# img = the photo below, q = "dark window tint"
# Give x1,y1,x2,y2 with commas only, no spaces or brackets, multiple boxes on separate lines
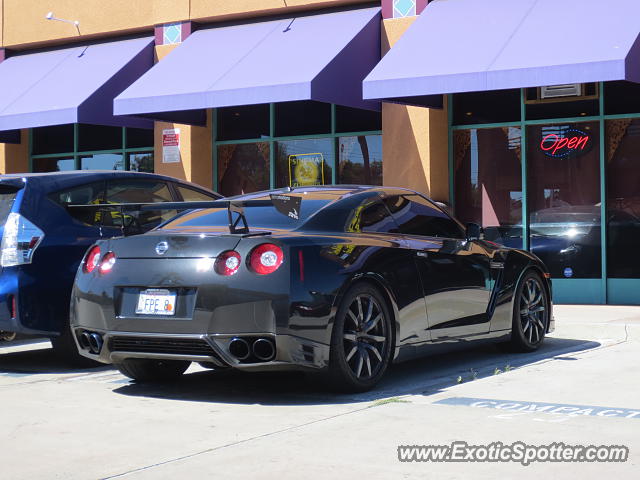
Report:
126,128,154,149
163,200,332,231
175,185,218,202
336,105,381,133
275,101,331,137
217,104,270,141
78,124,122,151
526,99,598,120
49,181,105,226
604,81,640,115
384,194,464,238
357,200,397,233
106,180,172,203
606,118,640,278
454,127,523,247
452,89,520,125
218,143,270,197
0,186,19,224
105,180,175,231
32,125,74,155
32,157,75,173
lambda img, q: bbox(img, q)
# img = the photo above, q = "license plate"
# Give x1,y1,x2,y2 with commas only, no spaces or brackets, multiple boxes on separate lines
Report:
136,289,177,316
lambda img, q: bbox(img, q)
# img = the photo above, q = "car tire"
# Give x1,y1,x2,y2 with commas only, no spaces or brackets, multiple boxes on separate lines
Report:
326,283,394,393
509,271,549,352
115,359,191,382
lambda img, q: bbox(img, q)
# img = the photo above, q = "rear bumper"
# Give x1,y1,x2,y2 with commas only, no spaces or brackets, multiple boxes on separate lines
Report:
71,329,331,371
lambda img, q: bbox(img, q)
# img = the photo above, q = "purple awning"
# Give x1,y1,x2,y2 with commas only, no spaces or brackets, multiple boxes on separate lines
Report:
115,7,381,123
0,37,154,131
364,0,640,105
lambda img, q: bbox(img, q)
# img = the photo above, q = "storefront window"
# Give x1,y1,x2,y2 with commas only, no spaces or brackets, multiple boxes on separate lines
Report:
336,106,382,133
338,136,382,185
604,81,640,115
452,89,520,126
217,104,270,141
274,101,331,137
454,128,523,247
606,119,640,278
32,157,75,173
32,125,74,155
129,153,154,173
215,101,382,192
527,122,601,278
217,143,270,197
525,84,599,120
30,124,154,174
276,139,333,188
78,124,122,151
81,153,124,170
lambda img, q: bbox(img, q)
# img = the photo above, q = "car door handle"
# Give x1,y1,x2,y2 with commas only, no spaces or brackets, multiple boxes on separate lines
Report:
415,251,429,258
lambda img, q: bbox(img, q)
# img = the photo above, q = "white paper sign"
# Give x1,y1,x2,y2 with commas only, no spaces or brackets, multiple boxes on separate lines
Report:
162,128,181,163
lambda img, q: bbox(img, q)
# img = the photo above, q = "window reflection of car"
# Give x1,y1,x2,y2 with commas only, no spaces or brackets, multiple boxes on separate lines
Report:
498,206,640,278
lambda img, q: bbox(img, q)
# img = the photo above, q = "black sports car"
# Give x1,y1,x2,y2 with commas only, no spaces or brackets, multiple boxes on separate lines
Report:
70,186,554,391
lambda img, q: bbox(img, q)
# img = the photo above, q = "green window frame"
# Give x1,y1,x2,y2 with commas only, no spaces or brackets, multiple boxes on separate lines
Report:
447,82,640,303
212,103,383,190
29,124,154,172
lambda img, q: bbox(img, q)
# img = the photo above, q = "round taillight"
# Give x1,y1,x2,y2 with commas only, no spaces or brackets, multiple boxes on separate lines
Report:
249,244,283,275
84,246,101,273
215,251,241,276
99,252,116,274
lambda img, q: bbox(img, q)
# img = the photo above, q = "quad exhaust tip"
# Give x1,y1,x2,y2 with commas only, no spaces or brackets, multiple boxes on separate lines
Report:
78,331,103,355
228,337,251,360
228,337,275,362
252,338,275,361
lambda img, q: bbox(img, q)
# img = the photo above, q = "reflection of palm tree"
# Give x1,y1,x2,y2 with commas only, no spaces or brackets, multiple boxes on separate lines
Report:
220,144,265,196
357,136,371,185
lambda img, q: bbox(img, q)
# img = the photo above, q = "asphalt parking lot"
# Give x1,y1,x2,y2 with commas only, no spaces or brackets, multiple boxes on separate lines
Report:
1,305,638,479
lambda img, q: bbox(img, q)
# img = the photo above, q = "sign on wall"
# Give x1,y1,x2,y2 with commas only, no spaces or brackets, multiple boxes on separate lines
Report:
288,153,325,187
162,128,181,163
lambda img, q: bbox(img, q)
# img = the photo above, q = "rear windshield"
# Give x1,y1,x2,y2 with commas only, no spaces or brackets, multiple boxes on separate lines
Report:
0,186,19,225
162,200,332,231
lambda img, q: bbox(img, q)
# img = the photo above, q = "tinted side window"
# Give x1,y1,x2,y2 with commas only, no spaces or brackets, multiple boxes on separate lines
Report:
353,199,398,233
49,182,105,227
175,185,218,202
105,180,175,232
106,180,172,203
384,194,464,239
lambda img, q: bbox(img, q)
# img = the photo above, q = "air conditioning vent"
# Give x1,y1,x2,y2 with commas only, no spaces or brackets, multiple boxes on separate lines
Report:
540,84,583,99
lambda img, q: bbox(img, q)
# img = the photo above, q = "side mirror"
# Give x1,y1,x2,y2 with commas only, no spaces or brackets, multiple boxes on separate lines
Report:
466,222,482,241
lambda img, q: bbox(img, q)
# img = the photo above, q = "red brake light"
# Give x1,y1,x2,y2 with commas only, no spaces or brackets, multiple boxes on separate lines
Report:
99,252,116,274
84,246,101,273
215,251,241,276
249,244,283,275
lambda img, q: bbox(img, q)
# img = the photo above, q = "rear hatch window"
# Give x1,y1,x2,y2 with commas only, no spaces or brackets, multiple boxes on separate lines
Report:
0,185,20,226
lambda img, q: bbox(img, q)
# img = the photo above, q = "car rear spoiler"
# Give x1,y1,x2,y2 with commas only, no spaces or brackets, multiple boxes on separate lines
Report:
67,195,301,235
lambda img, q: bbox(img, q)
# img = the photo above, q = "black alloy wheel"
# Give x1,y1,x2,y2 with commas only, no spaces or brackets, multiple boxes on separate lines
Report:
327,283,393,392
510,271,548,352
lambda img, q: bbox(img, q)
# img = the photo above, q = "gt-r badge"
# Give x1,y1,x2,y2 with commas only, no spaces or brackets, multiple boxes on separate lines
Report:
155,241,169,255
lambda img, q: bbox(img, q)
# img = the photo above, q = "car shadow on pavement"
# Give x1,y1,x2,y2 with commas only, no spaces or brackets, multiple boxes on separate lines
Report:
112,336,601,406
0,341,111,375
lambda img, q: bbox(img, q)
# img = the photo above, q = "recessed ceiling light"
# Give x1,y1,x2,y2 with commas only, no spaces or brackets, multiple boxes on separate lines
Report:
465,112,473,116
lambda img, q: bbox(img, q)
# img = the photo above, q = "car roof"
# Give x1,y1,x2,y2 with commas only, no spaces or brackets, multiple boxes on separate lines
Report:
228,185,419,203
0,170,219,195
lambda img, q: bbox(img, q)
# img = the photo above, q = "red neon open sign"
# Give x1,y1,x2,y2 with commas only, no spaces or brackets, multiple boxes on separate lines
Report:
540,129,591,158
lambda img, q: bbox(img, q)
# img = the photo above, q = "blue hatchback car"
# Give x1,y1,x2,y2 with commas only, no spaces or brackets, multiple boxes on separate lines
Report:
0,171,220,356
